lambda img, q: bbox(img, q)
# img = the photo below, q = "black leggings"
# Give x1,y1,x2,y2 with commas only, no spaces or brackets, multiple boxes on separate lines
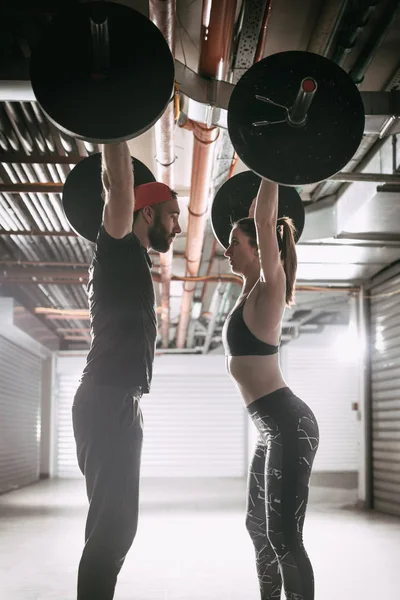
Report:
72,379,144,600
246,387,319,600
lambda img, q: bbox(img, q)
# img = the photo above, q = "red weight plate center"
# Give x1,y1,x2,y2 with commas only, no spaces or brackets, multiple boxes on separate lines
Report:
302,78,316,93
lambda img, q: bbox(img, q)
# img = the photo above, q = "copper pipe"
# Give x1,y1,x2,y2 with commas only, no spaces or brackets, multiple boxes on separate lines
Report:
43,315,91,321
31,283,358,321
200,153,238,304
2,270,241,284
3,279,90,285
174,274,240,283
198,0,267,306
200,237,217,304
57,328,91,333
176,121,219,348
254,0,273,62
176,0,237,349
149,0,176,349
198,2,271,317
36,311,89,318
199,0,238,79
0,255,186,265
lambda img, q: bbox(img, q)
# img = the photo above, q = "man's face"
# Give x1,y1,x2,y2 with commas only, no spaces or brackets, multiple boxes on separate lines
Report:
148,199,181,253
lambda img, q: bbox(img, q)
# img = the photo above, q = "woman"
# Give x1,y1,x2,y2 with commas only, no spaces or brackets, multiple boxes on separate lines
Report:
222,178,319,600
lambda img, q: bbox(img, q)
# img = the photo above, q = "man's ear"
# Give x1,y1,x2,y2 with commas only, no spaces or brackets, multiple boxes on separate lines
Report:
142,205,154,224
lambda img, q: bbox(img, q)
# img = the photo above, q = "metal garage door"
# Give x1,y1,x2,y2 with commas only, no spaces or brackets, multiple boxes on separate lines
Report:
55,353,247,478
281,338,358,473
370,269,400,516
0,336,42,494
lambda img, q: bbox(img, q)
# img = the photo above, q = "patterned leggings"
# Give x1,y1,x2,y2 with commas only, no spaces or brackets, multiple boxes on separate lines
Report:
246,387,319,600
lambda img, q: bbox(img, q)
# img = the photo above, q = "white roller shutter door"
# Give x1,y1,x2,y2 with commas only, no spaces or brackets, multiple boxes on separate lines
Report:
140,371,246,477
0,336,42,493
54,353,246,478
369,270,400,517
55,355,85,477
281,331,359,473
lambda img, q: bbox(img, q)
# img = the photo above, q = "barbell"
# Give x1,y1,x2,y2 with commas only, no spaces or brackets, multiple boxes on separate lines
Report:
29,3,366,191
211,172,305,251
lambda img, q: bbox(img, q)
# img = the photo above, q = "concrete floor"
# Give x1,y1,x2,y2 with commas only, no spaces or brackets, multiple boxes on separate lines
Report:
0,478,399,600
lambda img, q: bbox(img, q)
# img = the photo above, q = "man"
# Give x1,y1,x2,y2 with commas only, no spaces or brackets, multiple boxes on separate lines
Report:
72,141,181,600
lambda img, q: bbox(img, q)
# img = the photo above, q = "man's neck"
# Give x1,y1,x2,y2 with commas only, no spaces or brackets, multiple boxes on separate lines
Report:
133,221,150,250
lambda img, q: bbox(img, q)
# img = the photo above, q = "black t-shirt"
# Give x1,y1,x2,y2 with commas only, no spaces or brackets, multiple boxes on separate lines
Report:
81,225,157,393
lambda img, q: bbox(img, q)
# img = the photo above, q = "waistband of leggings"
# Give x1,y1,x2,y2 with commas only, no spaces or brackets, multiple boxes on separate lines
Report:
246,386,296,416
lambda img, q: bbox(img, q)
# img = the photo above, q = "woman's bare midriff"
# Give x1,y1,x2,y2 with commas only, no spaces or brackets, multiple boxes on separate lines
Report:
226,353,287,407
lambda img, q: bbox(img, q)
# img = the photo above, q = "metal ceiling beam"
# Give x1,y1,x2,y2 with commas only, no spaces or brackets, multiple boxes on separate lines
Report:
0,153,83,164
0,171,399,196
0,259,89,266
311,131,388,201
0,228,76,237
0,182,63,192
329,172,400,183
307,0,348,56
2,63,399,134
0,267,88,278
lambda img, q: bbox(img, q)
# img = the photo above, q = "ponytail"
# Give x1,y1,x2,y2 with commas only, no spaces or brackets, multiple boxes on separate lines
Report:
277,217,297,306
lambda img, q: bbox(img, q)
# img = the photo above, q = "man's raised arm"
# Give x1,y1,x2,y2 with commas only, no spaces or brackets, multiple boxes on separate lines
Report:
102,142,135,239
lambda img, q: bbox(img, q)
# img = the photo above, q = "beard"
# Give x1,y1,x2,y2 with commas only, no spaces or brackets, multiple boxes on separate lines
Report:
148,213,172,253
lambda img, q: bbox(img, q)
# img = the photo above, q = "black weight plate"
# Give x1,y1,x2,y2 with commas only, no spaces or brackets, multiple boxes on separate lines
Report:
211,171,305,250
62,153,155,243
228,51,365,186
30,2,175,143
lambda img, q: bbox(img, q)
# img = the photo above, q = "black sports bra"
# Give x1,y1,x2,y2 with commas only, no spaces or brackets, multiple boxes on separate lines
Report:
222,299,280,356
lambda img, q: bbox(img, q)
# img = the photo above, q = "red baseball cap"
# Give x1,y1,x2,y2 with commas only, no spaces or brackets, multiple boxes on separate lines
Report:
134,182,174,212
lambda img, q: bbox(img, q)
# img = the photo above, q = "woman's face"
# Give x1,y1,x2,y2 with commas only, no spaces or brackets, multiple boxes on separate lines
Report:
224,225,258,276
